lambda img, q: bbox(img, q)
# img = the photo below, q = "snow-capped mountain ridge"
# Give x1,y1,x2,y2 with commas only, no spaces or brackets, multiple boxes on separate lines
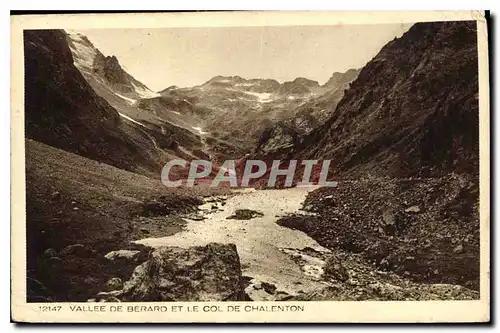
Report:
67,32,159,101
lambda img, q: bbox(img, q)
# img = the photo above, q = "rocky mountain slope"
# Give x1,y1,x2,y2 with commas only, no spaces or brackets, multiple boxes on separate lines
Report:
293,21,479,178
66,32,250,163
256,69,360,154
67,32,159,101
25,139,229,301
263,21,481,292
278,174,480,291
24,30,168,177
158,70,359,159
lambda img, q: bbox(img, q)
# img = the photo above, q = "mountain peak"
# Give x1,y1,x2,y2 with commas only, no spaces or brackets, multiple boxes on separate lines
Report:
67,31,158,100
322,69,360,89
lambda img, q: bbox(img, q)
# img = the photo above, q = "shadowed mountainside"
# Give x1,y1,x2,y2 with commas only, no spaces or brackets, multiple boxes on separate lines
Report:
24,30,167,176
294,21,479,178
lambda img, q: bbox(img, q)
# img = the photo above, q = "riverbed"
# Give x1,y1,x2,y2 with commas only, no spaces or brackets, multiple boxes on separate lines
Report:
134,186,331,297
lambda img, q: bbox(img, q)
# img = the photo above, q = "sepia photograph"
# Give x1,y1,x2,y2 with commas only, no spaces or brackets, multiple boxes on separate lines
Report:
10,11,490,323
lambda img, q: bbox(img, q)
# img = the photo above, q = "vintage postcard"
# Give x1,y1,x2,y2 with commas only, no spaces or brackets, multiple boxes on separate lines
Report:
11,11,490,323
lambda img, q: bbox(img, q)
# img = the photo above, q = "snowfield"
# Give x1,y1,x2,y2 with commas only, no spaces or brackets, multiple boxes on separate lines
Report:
244,91,273,103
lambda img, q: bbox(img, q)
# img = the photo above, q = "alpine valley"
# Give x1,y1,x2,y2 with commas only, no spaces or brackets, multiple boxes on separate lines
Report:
24,21,481,303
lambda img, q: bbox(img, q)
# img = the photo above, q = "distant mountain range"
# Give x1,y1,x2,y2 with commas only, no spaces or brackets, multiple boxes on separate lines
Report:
57,30,361,165
251,20,479,182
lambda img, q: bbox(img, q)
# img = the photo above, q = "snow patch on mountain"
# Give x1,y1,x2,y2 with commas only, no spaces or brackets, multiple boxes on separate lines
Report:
244,91,273,103
192,126,208,135
235,83,255,87
114,93,137,105
67,32,97,69
118,112,145,128
131,82,161,99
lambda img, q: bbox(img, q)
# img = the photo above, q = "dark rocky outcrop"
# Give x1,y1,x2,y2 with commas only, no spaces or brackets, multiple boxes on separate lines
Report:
278,174,480,290
226,209,264,220
24,30,163,175
296,21,479,178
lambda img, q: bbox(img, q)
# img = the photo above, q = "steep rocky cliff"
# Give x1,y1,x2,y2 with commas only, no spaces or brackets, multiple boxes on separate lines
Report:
295,21,479,177
24,30,164,175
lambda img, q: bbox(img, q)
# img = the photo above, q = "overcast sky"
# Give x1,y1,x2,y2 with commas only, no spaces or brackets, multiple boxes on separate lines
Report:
76,23,413,91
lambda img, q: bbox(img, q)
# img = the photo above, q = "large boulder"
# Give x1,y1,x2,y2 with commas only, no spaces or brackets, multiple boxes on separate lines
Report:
110,243,244,301
104,250,141,262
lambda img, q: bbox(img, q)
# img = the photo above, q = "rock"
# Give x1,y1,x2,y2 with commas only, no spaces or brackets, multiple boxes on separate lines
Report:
261,281,278,294
184,213,205,221
211,205,218,210
50,191,61,201
60,244,94,257
97,290,124,298
367,282,405,300
275,291,294,301
425,284,479,299
244,285,274,301
120,243,244,301
43,248,58,258
380,209,396,235
453,244,464,254
243,279,278,301
73,207,79,211
104,250,140,262
226,209,264,220
404,206,421,213
142,200,171,217
105,277,123,291
379,258,389,268
140,228,149,234
323,255,349,282
303,204,313,211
